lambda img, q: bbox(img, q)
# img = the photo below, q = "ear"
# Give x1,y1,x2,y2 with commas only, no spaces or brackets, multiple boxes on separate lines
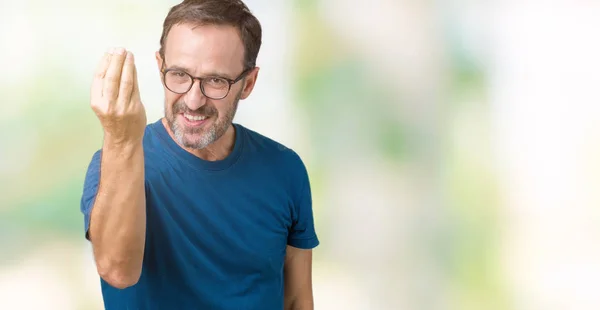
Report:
239,67,260,100
155,51,163,77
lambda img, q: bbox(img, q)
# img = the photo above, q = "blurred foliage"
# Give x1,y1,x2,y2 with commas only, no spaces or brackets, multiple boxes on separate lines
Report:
290,0,507,309
441,22,508,310
0,65,102,247
292,1,410,167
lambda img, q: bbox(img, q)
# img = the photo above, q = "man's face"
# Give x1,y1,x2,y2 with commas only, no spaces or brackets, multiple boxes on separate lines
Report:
157,23,257,149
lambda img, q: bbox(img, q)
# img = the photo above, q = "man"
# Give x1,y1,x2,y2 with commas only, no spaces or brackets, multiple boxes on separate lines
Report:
79,1,319,309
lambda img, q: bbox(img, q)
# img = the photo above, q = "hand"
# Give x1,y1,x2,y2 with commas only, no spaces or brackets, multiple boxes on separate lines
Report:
91,47,147,147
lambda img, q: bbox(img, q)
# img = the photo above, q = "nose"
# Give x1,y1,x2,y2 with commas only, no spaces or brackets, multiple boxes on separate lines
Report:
184,79,207,111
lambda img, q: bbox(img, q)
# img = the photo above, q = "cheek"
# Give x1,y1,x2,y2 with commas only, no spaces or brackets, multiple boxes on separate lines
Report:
164,93,181,112
215,100,233,116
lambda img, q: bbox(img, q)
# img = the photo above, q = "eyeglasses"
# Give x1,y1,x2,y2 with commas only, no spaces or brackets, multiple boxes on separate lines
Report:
161,65,253,100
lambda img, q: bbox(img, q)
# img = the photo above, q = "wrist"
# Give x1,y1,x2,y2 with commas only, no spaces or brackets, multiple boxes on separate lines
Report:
102,136,144,157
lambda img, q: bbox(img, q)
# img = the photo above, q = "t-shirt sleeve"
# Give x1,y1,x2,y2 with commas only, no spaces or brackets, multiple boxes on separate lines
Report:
80,150,102,240
287,153,320,249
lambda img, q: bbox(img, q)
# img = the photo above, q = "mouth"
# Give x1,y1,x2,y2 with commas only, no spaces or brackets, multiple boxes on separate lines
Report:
180,113,211,127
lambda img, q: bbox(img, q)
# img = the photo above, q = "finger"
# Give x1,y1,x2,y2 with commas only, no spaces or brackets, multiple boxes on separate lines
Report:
102,47,127,101
132,59,141,102
91,50,112,98
117,51,135,107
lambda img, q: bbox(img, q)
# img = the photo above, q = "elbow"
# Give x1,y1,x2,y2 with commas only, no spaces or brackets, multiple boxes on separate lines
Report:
96,260,141,289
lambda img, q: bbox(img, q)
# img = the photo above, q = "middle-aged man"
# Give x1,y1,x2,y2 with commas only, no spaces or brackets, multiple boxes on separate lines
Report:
79,0,319,309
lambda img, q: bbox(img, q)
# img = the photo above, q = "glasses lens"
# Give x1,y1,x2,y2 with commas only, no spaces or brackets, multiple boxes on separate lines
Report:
165,70,192,93
202,77,230,99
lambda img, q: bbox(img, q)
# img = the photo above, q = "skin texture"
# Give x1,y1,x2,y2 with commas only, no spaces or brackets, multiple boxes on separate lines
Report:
89,24,315,307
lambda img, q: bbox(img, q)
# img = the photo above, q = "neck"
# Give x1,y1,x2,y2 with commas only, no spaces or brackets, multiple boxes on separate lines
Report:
161,118,236,161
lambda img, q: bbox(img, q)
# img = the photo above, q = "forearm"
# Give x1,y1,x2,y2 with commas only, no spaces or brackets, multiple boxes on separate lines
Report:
89,140,146,288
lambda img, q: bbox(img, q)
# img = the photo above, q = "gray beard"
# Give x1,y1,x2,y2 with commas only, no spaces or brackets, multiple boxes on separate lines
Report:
166,93,240,150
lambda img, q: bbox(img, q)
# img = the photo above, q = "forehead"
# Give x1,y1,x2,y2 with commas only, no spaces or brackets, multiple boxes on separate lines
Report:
164,23,245,75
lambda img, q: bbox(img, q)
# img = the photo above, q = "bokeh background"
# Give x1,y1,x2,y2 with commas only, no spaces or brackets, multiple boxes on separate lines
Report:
1,0,599,309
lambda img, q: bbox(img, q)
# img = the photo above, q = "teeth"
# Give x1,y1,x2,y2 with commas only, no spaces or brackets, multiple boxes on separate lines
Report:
184,113,207,121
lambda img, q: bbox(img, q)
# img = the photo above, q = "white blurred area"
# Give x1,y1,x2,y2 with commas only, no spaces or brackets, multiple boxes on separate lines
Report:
0,0,599,309
491,2,600,310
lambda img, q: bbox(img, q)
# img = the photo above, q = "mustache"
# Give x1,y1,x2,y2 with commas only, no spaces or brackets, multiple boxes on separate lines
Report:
172,101,217,116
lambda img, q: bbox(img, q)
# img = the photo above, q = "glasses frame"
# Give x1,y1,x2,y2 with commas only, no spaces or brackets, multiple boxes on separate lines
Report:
161,64,254,100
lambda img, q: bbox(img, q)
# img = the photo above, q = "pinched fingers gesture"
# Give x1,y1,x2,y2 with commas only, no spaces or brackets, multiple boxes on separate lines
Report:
91,47,146,146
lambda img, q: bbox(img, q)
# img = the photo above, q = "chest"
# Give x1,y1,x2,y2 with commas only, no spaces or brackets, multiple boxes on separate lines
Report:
142,167,293,278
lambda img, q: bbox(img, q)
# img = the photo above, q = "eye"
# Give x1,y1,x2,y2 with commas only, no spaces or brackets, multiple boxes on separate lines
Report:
205,77,228,88
165,70,191,85
172,71,187,77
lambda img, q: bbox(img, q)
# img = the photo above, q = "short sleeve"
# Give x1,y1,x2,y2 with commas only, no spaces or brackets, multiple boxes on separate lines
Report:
80,150,102,240
287,154,320,249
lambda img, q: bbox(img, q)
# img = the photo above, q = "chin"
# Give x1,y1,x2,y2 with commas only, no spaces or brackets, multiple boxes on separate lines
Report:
177,129,217,150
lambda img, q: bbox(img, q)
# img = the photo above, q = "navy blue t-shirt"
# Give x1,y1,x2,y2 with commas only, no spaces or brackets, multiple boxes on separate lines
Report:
80,120,319,309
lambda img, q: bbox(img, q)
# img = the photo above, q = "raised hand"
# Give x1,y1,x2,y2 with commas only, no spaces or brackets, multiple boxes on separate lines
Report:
91,47,147,147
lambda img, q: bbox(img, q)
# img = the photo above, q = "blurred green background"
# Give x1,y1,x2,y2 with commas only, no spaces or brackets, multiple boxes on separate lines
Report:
1,1,600,309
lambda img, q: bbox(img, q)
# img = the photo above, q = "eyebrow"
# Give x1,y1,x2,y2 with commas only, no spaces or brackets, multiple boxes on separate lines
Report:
166,65,235,80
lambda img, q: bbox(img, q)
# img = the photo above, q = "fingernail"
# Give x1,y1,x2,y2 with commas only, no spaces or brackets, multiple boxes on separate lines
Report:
116,47,125,55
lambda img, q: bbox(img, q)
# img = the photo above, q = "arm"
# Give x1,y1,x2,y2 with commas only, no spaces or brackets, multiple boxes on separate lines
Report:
87,47,148,289
89,143,146,289
283,151,319,309
284,246,314,310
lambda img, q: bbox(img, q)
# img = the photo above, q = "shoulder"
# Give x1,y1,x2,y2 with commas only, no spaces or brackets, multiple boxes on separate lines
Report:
238,124,307,172
238,124,311,201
